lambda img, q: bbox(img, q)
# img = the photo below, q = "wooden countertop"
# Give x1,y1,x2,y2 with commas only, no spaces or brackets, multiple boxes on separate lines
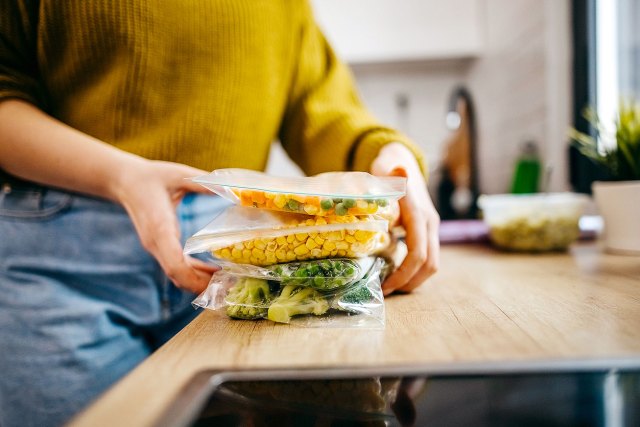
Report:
70,242,640,427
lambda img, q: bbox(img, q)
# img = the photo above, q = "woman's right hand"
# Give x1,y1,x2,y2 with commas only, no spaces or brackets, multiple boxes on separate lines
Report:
111,159,218,293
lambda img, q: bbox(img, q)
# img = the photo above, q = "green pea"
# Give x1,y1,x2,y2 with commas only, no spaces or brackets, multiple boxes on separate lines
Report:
335,203,348,216
287,199,299,211
320,199,334,210
333,198,342,204
314,277,325,287
376,198,389,207
320,260,332,271
342,198,356,208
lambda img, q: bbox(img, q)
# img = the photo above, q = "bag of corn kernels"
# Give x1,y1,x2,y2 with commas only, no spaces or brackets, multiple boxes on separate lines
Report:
183,206,390,266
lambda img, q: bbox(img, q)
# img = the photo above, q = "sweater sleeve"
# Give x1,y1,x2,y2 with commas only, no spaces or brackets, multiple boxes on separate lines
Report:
278,2,427,178
0,0,46,107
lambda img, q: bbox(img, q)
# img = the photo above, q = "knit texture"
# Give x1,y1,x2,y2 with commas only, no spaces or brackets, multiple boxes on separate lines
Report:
0,0,427,176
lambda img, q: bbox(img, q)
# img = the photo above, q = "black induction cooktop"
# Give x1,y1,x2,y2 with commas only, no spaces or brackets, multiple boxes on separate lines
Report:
156,359,640,427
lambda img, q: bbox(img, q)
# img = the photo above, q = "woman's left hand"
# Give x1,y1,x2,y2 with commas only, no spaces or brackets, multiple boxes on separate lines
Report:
370,142,440,295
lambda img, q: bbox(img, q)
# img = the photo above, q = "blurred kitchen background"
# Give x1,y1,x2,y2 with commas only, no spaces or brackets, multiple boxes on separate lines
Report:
266,0,639,219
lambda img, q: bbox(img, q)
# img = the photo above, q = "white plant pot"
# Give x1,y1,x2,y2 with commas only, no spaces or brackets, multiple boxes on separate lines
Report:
592,180,640,254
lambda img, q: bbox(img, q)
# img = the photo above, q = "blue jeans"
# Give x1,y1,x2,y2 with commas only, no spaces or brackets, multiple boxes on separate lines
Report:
0,183,228,427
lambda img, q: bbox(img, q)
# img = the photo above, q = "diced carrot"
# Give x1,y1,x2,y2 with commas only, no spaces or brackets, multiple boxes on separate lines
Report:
305,196,320,206
252,191,266,204
240,191,252,206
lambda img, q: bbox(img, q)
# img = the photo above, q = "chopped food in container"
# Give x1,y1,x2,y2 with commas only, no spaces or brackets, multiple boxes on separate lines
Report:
191,168,406,217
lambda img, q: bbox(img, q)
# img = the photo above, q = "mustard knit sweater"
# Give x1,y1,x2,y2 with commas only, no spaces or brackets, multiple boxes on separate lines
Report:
0,0,426,176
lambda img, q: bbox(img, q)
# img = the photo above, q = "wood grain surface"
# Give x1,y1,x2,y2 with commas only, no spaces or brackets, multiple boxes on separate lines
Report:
69,242,640,427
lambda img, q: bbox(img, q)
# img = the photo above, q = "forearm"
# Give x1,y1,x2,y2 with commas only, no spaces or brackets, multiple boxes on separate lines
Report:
0,99,141,202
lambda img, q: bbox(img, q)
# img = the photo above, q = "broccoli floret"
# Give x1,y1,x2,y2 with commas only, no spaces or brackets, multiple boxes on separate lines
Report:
267,285,330,323
334,275,377,314
225,277,277,320
339,282,373,305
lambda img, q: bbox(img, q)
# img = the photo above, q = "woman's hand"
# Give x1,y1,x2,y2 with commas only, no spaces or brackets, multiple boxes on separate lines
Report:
111,159,218,294
370,143,440,295
0,100,215,293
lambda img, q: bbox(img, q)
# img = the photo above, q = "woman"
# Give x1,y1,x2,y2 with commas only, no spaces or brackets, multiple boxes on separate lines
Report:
0,1,440,426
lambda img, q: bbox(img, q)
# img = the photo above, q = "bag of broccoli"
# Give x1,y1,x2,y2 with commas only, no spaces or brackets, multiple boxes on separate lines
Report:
192,257,387,329
191,168,406,218
183,206,390,266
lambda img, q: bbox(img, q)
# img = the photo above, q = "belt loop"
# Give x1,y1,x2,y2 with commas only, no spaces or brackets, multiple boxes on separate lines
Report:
0,183,11,205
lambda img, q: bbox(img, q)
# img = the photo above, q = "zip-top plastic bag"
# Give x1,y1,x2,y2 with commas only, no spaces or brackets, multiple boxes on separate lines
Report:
184,206,390,266
191,168,406,217
192,257,386,329
214,257,375,292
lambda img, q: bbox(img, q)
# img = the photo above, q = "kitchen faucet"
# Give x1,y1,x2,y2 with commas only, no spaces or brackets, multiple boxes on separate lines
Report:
437,85,479,220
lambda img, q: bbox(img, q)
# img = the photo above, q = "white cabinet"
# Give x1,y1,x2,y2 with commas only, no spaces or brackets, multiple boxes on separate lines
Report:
310,0,485,64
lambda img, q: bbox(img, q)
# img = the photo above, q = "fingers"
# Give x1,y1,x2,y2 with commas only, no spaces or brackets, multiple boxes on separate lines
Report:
382,196,428,296
187,257,220,274
135,202,214,293
166,163,213,194
395,214,440,293
151,229,214,293
382,199,440,296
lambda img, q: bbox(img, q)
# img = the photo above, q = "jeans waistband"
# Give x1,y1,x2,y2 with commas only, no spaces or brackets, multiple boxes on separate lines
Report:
0,170,43,192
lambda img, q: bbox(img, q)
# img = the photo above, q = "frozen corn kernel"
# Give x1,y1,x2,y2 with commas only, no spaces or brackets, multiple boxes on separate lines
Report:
323,241,336,251
335,241,349,250
273,194,287,209
294,245,310,256
354,230,374,242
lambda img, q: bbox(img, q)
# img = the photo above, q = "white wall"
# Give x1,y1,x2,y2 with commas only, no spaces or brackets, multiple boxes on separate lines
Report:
268,0,573,196
466,0,572,193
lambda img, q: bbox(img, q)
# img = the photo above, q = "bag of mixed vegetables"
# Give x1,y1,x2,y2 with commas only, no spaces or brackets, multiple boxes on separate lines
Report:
184,206,390,266
192,257,387,329
191,169,405,220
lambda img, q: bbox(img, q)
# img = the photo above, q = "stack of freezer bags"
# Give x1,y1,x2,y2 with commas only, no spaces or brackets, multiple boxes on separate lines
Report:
185,169,406,328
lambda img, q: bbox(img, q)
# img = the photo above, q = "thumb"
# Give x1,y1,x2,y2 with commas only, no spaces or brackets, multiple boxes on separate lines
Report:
170,164,214,195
